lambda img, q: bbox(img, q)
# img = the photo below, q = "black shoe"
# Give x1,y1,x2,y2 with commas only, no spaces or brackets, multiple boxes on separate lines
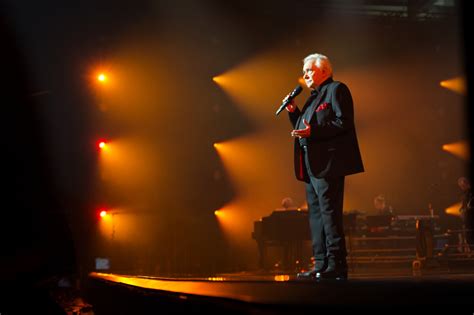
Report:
316,257,347,280
297,261,327,279
316,269,348,280
296,269,317,279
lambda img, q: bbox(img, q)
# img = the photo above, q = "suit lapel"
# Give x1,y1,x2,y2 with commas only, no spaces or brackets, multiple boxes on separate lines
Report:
295,93,316,127
295,83,331,128
306,84,329,122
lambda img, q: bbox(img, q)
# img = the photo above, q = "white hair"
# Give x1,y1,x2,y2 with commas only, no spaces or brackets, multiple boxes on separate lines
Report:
303,53,333,76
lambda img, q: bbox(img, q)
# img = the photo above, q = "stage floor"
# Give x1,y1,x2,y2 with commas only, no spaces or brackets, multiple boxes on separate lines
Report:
85,270,474,314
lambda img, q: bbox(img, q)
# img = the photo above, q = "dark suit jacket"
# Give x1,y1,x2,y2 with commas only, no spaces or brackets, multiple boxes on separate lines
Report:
289,78,364,181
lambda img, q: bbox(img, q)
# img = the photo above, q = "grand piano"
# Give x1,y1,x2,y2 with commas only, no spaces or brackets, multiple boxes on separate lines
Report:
251,210,444,271
252,209,311,270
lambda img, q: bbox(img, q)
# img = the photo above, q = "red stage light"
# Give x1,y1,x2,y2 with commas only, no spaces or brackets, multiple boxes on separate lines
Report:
97,140,108,150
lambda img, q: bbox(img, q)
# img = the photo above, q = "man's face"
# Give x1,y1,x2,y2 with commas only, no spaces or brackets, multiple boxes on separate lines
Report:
458,178,470,191
303,60,324,89
374,199,385,210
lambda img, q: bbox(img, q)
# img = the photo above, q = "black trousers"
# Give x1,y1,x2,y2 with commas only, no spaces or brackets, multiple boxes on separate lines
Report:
303,147,347,262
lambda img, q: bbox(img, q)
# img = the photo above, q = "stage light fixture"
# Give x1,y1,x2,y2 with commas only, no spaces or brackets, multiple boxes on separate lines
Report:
98,73,107,82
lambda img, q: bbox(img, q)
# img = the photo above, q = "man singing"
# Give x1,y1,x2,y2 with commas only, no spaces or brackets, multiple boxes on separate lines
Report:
284,53,364,280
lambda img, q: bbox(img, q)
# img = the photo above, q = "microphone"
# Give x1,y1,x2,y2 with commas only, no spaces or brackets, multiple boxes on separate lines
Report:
275,85,303,116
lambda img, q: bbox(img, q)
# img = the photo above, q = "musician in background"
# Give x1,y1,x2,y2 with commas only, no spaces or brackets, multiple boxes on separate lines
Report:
373,194,394,216
457,177,473,246
281,197,296,210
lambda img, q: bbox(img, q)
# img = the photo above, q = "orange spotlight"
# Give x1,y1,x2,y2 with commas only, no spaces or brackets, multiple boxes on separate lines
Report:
212,76,222,84
445,202,462,217
440,76,465,95
213,141,231,154
99,141,106,149
211,54,306,120
214,210,221,216
100,210,108,218
442,140,470,160
98,73,107,83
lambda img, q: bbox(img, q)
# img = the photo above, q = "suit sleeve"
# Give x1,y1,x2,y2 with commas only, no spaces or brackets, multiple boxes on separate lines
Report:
311,82,355,140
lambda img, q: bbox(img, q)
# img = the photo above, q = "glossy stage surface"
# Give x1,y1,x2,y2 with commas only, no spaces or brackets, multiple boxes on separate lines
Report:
86,270,474,314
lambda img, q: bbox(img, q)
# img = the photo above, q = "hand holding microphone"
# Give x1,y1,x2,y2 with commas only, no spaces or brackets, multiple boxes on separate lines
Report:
283,93,297,113
275,85,302,116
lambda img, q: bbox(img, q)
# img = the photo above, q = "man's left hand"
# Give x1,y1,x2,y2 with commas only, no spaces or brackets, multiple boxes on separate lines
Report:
291,119,311,138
